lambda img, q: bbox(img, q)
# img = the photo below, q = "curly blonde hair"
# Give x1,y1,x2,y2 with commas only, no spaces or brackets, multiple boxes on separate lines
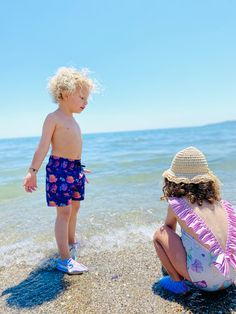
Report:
48,67,96,103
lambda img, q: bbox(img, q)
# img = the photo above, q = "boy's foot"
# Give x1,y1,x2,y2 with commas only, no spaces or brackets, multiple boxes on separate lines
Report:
159,276,190,294
56,258,88,275
69,242,80,260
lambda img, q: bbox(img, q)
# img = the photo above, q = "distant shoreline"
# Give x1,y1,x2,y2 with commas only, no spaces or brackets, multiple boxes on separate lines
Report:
0,120,235,141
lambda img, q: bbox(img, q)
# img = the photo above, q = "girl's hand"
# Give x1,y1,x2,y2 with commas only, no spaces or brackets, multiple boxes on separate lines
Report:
83,169,91,183
23,172,37,193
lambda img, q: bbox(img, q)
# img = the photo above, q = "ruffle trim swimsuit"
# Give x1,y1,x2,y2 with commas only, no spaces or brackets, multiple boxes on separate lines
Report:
168,197,236,291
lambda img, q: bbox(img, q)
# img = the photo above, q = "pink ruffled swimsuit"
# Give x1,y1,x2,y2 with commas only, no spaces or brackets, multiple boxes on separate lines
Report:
168,197,236,291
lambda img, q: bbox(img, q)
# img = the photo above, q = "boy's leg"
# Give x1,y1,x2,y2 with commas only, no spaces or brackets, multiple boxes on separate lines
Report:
68,200,80,245
55,205,72,260
153,225,191,282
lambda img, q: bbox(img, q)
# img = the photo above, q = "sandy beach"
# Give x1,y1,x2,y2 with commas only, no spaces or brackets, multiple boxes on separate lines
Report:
1,241,236,314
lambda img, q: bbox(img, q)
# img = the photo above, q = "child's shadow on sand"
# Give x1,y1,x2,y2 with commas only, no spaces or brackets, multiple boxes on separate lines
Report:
152,280,236,314
1,256,71,309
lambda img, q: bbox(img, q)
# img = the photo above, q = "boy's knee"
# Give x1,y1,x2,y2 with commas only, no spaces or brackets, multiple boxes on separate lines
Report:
74,203,80,211
72,204,80,214
72,202,80,213
57,206,72,220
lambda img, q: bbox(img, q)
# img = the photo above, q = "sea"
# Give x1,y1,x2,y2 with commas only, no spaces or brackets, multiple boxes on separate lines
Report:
0,121,236,268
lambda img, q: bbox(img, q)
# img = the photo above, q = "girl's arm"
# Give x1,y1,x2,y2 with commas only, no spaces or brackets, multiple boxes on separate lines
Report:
164,205,177,231
23,114,56,192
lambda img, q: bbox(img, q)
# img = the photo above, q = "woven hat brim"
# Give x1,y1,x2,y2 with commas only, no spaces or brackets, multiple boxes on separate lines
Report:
162,169,217,184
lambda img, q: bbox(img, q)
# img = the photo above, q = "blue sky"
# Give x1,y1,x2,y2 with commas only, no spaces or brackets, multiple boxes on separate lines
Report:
0,0,236,138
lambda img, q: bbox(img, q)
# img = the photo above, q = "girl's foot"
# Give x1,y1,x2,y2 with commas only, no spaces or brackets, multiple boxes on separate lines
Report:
159,276,190,294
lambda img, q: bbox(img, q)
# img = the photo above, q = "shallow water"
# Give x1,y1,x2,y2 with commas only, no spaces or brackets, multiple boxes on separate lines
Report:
0,121,236,267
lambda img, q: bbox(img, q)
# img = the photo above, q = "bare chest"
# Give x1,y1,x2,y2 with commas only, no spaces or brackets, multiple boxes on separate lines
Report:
54,120,82,142
63,119,80,132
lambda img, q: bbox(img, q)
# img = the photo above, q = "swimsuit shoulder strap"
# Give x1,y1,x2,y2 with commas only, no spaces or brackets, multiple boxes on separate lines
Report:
168,197,236,276
213,200,236,275
168,197,217,249
220,200,236,253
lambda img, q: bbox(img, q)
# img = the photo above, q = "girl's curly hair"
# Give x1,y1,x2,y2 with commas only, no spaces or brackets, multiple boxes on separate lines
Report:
161,178,221,206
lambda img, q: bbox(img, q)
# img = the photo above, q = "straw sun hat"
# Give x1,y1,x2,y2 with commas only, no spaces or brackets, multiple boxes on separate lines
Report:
162,147,218,184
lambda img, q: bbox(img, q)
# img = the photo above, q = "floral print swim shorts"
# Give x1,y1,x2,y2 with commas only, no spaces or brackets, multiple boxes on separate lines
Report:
46,155,85,207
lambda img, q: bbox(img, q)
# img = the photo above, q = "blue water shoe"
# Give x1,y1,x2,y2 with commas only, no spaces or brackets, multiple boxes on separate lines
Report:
159,276,190,294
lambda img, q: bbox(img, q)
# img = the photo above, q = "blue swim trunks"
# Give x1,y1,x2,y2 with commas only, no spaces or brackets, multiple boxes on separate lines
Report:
46,155,86,207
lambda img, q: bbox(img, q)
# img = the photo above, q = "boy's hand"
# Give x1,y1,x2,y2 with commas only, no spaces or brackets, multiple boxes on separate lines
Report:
23,171,37,193
83,169,91,183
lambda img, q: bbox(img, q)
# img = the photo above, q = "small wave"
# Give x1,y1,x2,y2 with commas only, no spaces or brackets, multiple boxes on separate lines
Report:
0,240,55,268
0,222,163,268
81,222,162,255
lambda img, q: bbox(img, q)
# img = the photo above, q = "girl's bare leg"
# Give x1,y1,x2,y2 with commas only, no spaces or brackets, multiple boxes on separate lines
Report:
55,205,72,260
153,225,191,281
68,200,80,245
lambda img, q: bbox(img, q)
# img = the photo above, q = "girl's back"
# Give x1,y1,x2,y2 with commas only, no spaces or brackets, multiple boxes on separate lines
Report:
177,198,228,251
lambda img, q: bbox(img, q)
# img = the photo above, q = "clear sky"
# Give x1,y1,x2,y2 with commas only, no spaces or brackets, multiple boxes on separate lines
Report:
1,0,236,138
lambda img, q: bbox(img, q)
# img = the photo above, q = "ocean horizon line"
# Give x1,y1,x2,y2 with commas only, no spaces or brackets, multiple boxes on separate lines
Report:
0,119,235,141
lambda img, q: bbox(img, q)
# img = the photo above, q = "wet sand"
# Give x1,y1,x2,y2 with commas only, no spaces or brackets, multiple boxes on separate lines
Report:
1,241,236,314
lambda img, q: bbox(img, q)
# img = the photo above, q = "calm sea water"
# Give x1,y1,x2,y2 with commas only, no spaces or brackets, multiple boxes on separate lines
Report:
0,121,236,267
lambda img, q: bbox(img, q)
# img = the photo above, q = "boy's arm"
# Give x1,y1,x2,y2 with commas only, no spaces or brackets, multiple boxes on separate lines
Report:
30,114,56,170
23,114,56,192
164,205,177,231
